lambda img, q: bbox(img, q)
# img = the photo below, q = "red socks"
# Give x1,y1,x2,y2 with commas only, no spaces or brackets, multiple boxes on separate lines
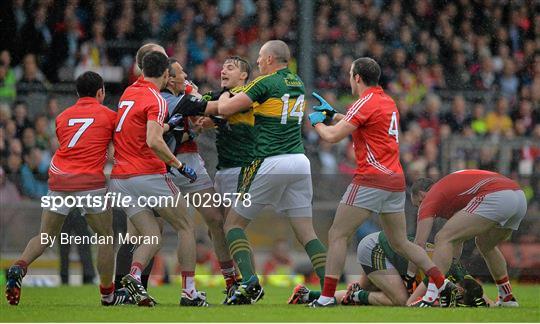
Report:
426,267,445,288
130,262,143,280
321,276,338,298
219,260,238,289
496,276,513,301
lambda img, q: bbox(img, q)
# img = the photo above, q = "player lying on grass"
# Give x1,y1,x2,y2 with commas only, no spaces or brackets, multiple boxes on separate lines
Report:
409,170,527,307
306,57,453,307
6,72,129,306
289,231,489,307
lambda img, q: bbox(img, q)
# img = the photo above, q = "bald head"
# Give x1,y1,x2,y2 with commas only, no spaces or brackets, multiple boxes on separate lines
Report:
136,43,166,70
257,40,290,75
261,40,290,64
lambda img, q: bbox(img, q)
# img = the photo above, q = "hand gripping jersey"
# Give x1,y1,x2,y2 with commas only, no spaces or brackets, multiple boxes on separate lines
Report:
344,86,405,191
111,76,168,178
215,85,255,169
243,67,305,159
48,97,116,191
418,169,521,220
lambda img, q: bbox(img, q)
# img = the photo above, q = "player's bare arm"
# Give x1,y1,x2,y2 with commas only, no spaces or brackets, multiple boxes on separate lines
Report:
146,120,182,168
217,92,252,117
313,120,357,143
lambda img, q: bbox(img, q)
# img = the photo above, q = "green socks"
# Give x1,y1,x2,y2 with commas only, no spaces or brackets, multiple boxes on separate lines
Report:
355,289,370,305
304,239,326,288
226,228,255,282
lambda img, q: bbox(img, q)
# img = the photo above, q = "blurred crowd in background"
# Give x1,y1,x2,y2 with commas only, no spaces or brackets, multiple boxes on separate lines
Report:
0,0,539,281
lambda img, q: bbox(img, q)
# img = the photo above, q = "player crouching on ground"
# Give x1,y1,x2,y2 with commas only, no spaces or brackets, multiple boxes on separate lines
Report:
289,231,490,307
6,72,129,306
409,170,527,307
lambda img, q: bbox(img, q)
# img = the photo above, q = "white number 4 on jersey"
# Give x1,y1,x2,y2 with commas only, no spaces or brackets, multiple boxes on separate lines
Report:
388,111,399,143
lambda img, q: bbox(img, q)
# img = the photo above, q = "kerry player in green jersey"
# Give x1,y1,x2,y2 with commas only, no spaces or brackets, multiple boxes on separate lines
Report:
211,57,255,216
215,40,327,305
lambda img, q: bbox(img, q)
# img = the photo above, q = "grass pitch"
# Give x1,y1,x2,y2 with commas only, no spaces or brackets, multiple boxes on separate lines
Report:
1,284,539,322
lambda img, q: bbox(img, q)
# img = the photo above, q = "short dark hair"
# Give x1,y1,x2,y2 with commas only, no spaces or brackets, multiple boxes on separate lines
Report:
411,178,435,196
225,56,252,80
142,51,169,78
352,57,381,86
76,71,104,98
167,58,179,77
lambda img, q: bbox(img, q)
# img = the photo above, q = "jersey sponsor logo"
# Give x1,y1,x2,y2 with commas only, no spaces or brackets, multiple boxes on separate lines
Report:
458,177,497,196
345,93,374,121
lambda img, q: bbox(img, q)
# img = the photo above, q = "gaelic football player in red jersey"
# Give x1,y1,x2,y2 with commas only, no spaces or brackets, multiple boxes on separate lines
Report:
6,72,128,306
305,58,451,307
410,170,527,307
109,51,201,307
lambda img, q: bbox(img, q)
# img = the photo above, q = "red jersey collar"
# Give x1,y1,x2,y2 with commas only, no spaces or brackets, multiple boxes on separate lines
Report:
134,75,160,91
360,86,383,97
76,97,100,105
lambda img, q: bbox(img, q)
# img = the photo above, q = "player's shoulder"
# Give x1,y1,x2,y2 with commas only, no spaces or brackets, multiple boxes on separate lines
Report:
244,73,275,90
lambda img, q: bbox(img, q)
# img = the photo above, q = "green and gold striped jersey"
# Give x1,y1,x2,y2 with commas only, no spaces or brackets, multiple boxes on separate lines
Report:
215,85,255,169
244,67,306,159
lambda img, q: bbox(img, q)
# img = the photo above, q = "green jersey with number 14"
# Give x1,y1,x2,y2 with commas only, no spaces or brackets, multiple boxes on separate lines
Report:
243,67,305,159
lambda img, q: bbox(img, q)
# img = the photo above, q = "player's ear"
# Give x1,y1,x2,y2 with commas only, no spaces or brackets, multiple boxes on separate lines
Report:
240,71,248,81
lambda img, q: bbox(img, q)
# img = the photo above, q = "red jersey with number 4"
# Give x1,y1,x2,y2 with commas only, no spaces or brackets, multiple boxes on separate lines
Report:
49,97,117,191
111,77,167,178
418,169,521,220
344,86,405,191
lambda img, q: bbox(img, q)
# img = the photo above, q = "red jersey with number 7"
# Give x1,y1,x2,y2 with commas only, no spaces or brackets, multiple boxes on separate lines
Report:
344,86,405,191
49,97,117,191
111,76,168,178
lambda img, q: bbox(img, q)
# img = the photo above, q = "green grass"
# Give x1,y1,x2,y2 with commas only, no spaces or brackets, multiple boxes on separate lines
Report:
1,284,539,322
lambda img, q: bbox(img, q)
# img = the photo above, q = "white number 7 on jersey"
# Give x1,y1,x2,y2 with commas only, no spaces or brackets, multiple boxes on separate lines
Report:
67,118,94,148
388,111,399,143
115,100,135,132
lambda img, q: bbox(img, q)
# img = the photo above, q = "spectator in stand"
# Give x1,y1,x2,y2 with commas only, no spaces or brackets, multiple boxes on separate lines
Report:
13,101,31,137
418,94,442,138
486,97,513,135
442,95,471,133
0,52,17,102
34,115,50,150
188,25,215,65
0,166,21,204
20,147,49,198
471,103,488,136
16,54,47,95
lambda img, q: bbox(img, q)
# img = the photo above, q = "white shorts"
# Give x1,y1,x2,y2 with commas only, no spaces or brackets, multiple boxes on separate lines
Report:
341,184,405,214
214,167,242,195
45,188,107,216
356,232,394,274
464,189,527,230
172,153,213,193
233,154,313,219
109,174,179,218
